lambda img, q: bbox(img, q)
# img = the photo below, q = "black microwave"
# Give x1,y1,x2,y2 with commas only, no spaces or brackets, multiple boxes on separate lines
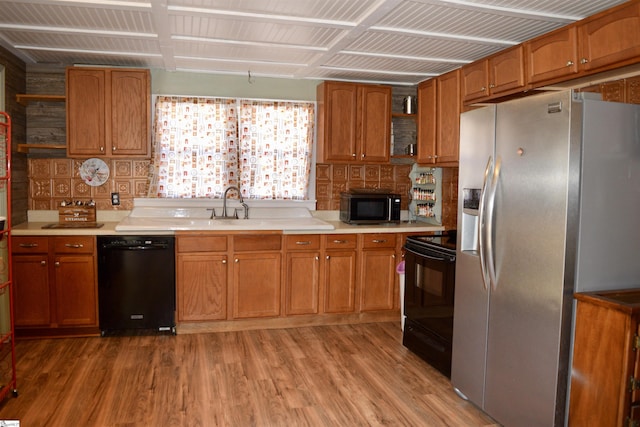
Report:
340,189,401,224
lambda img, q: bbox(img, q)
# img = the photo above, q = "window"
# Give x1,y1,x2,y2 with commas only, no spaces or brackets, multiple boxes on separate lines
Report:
148,96,315,200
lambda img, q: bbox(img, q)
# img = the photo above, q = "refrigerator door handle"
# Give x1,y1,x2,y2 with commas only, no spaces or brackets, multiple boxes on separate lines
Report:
485,156,501,289
478,156,493,290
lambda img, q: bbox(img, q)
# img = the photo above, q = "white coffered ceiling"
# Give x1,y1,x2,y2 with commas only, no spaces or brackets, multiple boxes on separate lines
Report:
0,0,629,85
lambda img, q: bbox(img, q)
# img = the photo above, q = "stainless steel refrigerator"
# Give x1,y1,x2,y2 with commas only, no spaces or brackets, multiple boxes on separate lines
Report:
452,90,640,427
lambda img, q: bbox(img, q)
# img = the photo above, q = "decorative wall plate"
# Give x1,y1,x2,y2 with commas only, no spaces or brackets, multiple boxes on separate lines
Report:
79,158,109,187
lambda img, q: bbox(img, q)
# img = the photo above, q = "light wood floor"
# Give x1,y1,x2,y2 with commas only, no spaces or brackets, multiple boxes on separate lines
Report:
0,322,498,426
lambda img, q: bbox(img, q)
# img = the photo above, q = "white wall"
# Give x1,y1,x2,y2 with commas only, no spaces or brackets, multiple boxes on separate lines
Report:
151,70,321,101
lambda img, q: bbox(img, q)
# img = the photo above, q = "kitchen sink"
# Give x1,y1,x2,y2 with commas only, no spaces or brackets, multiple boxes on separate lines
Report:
115,206,334,231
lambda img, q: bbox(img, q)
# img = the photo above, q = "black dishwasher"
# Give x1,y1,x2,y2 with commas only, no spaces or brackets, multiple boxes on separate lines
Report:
98,236,176,335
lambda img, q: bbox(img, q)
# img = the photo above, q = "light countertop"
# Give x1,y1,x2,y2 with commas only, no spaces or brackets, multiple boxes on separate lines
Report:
11,209,445,236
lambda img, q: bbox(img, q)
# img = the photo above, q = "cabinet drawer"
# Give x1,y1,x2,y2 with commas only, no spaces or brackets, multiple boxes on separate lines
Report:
361,233,397,249
325,234,357,249
178,235,227,253
12,237,49,254
285,235,321,250
53,236,95,253
234,235,281,252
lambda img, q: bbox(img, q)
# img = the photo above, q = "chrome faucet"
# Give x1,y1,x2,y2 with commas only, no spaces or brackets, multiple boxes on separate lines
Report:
221,186,249,219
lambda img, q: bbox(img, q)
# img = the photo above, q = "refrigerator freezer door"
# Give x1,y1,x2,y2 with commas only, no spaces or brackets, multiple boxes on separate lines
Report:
452,106,496,406
484,91,573,426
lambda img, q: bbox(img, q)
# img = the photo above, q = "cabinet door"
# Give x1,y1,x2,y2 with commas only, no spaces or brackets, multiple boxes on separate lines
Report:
359,249,397,311
526,26,579,85
54,254,98,326
285,251,320,315
321,82,358,162
66,68,106,156
177,253,227,321
110,69,150,156
323,250,357,313
436,69,461,164
416,79,436,164
13,255,50,327
578,1,640,73
489,45,526,96
461,60,489,103
232,253,281,318
359,85,391,162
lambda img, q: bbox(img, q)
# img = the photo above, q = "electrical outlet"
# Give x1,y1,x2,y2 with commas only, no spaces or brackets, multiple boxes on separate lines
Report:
111,192,120,206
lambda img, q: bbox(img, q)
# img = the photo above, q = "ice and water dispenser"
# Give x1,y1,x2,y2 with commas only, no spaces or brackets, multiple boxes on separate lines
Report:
460,188,481,253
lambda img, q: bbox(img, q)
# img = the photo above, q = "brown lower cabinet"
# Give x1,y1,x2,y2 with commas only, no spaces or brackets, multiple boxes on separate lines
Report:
570,288,640,426
231,234,282,319
359,234,397,312
12,236,99,337
176,231,402,323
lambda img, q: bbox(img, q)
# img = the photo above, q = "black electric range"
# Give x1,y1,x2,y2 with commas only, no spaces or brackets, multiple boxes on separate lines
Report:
403,229,457,377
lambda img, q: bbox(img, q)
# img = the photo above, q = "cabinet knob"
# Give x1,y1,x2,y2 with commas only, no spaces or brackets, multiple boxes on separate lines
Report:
326,255,330,260
55,261,60,267
222,259,227,264
566,60,574,67
112,146,117,152
315,256,319,261
100,146,105,153
352,153,356,158
40,260,46,266
489,84,495,89
235,258,239,263
580,58,589,64
480,86,486,91
361,153,365,159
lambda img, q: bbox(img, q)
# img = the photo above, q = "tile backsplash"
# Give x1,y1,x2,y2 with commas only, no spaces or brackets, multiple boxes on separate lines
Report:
28,158,150,210
27,158,456,229
315,163,413,211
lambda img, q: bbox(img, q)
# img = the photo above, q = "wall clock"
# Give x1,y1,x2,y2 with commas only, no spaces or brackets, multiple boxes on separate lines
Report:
79,158,110,187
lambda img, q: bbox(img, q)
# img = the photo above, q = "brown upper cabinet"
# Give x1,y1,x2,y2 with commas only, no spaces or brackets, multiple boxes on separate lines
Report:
316,81,391,163
417,69,460,166
526,1,640,87
578,1,640,74
461,45,526,103
66,67,151,158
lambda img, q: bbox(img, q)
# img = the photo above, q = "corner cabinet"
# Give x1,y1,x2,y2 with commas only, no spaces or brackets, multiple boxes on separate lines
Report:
316,81,391,163
417,69,460,166
66,67,151,158
0,112,16,400
570,288,640,427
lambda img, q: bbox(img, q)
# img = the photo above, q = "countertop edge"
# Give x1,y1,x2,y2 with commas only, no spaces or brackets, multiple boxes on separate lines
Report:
11,221,444,236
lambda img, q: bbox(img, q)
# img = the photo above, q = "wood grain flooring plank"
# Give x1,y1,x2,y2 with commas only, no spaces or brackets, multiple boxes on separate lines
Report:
0,322,499,426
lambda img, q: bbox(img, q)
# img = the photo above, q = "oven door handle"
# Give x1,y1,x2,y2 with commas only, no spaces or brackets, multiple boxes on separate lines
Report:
404,246,454,263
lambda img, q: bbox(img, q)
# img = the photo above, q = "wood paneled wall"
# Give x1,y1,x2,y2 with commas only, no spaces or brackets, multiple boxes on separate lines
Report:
0,44,27,225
